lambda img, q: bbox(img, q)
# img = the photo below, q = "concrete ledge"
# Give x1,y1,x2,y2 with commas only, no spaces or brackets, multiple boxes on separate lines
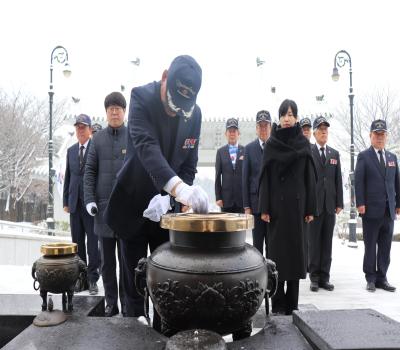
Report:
0,231,70,265
293,309,400,349
228,315,312,350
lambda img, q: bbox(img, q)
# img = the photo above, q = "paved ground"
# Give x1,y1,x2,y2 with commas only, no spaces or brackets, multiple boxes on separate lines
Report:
1,237,400,323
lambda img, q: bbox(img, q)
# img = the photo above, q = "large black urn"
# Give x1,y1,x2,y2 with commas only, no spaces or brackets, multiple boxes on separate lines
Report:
135,213,277,339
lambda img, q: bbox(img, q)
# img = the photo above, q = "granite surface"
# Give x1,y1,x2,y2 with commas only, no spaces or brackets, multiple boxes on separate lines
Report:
293,309,400,350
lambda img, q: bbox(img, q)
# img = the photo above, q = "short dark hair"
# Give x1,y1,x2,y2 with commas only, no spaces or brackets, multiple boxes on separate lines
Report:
278,99,298,118
104,92,126,110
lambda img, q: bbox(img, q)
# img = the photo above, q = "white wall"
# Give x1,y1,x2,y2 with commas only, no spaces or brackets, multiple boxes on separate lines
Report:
0,232,71,266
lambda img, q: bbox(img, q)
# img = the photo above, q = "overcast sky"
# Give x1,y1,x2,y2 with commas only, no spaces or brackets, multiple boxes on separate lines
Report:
1,0,399,122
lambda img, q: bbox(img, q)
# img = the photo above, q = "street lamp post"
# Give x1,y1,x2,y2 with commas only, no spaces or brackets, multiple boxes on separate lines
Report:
47,46,71,234
332,50,357,248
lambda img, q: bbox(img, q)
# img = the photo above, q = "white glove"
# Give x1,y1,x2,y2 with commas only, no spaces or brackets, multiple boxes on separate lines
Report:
175,183,209,214
86,202,98,216
143,194,172,222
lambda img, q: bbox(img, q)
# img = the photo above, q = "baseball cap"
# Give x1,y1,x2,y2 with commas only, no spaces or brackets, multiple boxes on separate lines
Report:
226,118,239,129
300,117,312,128
256,110,271,123
370,119,387,132
166,55,202,119
74,114,92,127
313,116,330,130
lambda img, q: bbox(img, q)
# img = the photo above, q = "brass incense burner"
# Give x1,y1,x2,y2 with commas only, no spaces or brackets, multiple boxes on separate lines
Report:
32,242,86,322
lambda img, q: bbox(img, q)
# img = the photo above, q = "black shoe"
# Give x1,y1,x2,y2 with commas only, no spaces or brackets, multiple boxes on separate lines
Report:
366,282,376,292
376,281,396,292
319,281,334,291
310,281,319,292
89,282,98,295
105,305,119,317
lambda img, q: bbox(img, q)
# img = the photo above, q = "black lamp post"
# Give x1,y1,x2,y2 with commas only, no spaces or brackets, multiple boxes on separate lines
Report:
332,50,357,248
47,46,71,234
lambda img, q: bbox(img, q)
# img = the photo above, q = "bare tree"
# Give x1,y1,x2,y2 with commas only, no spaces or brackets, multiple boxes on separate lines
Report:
0,90,69,212
333,88,400,155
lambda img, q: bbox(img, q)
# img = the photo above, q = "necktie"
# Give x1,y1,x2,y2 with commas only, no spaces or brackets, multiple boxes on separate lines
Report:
79,145,85,169
262,142,265,152
378,150,386,174
320,147,326,164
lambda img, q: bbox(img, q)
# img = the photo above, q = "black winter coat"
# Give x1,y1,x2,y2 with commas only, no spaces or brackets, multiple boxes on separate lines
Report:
259,123,317,281
84,125,127,238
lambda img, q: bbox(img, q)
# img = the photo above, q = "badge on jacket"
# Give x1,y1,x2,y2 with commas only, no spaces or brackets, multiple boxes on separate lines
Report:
182,138,197,149
122,149,126,154
330,158,337,165
388,161,396,167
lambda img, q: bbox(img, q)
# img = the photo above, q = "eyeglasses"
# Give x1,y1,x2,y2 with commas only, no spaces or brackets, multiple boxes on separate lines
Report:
107,106,123,112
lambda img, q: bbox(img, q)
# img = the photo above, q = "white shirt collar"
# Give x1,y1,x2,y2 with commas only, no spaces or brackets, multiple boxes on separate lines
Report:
80,139,90,148
258,138,266,148
373,147,385,155
316,142,327,150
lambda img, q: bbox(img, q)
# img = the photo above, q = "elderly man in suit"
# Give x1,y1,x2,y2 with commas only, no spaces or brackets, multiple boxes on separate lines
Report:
215,118,244,213
105,55,208,330
308,116,343,292
242,110,271,255
355,119,400,292
63,114,100,295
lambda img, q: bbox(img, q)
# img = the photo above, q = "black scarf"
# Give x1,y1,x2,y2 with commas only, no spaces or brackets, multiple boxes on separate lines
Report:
262,122,313,177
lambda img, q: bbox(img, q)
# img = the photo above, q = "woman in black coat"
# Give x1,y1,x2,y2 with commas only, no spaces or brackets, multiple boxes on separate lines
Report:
259,99,317,315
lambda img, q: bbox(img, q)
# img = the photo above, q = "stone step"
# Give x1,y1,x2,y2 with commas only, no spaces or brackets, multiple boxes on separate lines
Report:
293,309,400,349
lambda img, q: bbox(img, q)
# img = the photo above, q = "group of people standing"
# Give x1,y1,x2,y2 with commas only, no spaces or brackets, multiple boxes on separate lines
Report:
215,101,399,316
62,54,399,331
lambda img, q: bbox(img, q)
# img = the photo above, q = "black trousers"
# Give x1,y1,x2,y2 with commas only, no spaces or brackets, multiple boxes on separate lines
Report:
120,220,169,331
252,213,268,257
70,201,100,283
222,205,244,213
271,280,299,315
362,209,394,283
308,212,336,283
99,236,124,310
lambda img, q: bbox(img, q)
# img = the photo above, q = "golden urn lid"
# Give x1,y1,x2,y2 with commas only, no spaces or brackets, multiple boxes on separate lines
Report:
160,212,254,232
41,242,77,256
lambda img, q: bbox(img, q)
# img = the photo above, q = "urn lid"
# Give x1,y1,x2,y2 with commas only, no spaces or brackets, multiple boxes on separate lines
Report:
161,212,254,232
40,242,77,256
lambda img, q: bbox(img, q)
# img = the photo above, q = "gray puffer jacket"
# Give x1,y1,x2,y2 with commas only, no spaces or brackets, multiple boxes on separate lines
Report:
84,124,127,238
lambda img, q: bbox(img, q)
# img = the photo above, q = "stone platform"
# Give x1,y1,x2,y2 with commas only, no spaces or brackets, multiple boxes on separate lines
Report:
2,294,400,349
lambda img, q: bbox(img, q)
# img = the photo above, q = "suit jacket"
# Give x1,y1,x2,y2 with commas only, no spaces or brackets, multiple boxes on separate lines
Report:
104,81,201,239
63,140,91,214
311,144,343,216
355,146,400,220
215,144,244,208
242,139,263,213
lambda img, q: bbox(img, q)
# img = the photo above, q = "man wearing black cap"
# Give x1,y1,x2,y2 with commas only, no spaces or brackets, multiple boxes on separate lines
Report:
355,119,400,293
243,110,271,256
215,118,244,213
84,92,127,316
105,55,208,329
308,116,343,292
63,114,100,294
91,123,103,134
300,117,312,141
